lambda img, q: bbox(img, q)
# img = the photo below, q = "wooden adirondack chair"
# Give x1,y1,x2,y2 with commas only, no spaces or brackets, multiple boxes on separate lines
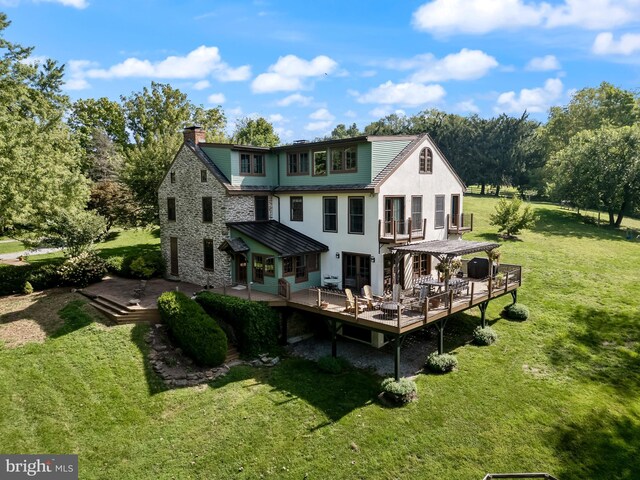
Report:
344,288,365,313
363,285,383,310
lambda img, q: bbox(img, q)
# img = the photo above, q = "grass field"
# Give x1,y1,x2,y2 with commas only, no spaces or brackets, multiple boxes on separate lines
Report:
0,240,25,255
0,198,639,479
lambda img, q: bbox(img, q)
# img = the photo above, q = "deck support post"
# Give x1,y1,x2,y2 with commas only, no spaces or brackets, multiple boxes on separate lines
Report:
510,289,517,305
331,320,338,358
394,334,407,381
435,318,448,355
478,300,490,328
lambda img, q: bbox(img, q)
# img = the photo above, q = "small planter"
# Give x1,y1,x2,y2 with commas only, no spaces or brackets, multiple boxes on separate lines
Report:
429,297,441,308
320,301,329,309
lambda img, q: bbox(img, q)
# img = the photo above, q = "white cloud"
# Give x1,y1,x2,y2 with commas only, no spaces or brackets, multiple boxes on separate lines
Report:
357,81,446,107
412,0,639,35
593,31,640,55
408,49,498,82
305,121,333,131
228,107,243,116
344,110,357,118
309,108,334,121
40,0,88,8
251,54,338,93
64,59,97,90
454,100,480,113
275,126,294,139
361,70,377,77
193,80,210,90
207,93,226,104
268,113,287,124
369,107,393,118
68,46,251,89
525,55,561,71
495,78,563,113
275,93,313,106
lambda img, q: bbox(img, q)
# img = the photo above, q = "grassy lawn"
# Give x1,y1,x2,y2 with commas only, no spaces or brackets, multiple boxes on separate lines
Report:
0,240,25,255
1,199,639,479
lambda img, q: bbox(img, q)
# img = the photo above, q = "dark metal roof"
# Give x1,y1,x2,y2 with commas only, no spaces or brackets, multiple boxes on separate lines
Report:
218,237,250,253
392,239,500,257
274,184,373,193
227,220,329,255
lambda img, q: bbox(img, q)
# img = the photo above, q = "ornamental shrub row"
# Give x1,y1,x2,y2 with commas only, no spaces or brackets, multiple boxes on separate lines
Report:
195,291,280,357
503,303,530,321
381,377,418,404
425,352,458,373
157,291,227,367
104,251,164,279
473,326,498,345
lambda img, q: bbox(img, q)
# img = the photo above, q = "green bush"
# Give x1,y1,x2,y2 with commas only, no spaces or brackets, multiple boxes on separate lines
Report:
196,292,280,357
318,355,349,374
473,326,498,345
22,281,33,295
503,303,530,321
0,262,62,296
381,377,417,404
157,291,227,367
57,252,108,288
128,251,164,279
425,352,458,373
104,255,124,275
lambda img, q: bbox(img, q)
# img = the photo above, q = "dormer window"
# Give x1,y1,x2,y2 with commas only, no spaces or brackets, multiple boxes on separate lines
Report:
331,146,357,173
419,147,433,174
240,152,265,176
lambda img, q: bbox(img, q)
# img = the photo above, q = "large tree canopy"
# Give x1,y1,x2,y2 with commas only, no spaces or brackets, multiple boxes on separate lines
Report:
232,117,280,147
550,125,640,226
0,13,88,235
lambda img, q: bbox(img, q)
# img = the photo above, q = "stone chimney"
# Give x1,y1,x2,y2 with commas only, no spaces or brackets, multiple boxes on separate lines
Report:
183,126,206,145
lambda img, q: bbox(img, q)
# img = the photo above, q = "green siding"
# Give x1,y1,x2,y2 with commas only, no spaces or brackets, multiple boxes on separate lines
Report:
200,147,232,181
229,151,278,187
283,271,321,293
371,140,412,178
278,143,372,187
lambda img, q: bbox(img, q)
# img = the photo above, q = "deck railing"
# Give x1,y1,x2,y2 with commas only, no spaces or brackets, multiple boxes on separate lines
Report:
278,278,291,300
379,218,427,243
447,213,474,234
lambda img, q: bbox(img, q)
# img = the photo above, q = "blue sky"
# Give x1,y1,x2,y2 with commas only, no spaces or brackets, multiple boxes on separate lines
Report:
3,0,640,141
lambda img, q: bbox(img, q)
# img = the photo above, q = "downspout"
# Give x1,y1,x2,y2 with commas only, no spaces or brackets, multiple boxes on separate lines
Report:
273,152,281,221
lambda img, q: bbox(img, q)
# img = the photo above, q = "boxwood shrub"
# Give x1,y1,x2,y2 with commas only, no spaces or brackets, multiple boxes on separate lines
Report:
157,291,227,367
503,303,530,321
104,251,164,279
381,377,418,405
473,326,498,345
195,292,280,357
0,261,63,296
425,352,458,373
57,252,108,288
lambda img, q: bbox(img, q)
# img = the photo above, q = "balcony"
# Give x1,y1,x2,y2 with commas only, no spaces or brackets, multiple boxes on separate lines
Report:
447,213,473,235
378,218,427,244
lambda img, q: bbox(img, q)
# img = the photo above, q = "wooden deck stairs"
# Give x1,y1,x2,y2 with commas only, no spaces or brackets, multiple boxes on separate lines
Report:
225,344,241,364
89,295,161,325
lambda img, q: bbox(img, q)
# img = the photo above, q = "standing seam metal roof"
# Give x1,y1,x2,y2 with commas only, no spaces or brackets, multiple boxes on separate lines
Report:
226,220,329,256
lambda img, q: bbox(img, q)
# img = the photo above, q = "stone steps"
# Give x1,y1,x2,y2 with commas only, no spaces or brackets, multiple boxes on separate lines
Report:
225,345,241,364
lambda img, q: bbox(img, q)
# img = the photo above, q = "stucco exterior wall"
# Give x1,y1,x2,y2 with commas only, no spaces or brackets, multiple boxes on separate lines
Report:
158,145,270,287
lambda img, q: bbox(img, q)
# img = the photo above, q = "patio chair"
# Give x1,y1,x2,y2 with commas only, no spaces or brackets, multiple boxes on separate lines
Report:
362,285,383,310
344,288,366,314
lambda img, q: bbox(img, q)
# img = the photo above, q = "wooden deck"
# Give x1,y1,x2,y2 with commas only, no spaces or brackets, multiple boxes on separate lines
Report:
206,266,521,336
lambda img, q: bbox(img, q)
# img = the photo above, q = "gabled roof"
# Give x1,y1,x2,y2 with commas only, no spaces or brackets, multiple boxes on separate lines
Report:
218,237,250,254
227,220,329,256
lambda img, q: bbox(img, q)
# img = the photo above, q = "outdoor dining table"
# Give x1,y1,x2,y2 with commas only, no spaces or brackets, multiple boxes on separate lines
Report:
414,278,447,296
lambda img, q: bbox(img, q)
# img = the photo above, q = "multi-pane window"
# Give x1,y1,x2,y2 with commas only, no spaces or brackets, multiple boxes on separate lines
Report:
323,197,337,232
201,169,207,182
202,197,213,223
313,151,327,176
331,147,357,172
287,152,309,175
419,147,433,174
295,255,307,283
290,196,303,221
170,172,176,183
255,196,269,221
253,254,265,284
203,239,214,270
435,195,445,229
240,153,265,175
348,197,364,234
264,256,275,277
411,196,423,231
413,254,431,278
307,253,319,272
283,256,294,276
167,197,176,221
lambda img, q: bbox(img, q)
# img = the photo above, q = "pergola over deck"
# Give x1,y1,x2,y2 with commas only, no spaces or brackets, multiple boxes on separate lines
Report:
391,239,500,260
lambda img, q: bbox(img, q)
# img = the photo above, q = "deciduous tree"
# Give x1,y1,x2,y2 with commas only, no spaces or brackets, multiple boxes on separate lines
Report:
232,117,280,147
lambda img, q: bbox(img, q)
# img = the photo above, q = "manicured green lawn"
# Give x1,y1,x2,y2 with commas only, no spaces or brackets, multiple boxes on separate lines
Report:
1,199,639,479
0,240,25,255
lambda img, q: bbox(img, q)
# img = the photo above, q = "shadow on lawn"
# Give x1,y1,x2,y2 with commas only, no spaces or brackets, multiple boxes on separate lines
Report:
554,408,640,479
531,209,629,242
546,306,640,396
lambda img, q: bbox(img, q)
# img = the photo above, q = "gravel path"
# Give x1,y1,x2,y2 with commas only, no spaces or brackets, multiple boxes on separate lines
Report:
0,247,63,260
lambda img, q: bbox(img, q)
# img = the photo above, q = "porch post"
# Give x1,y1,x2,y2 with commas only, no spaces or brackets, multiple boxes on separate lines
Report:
394,335,402,381
478,300,489,328
510,290,517,305
436,318,448,355
331,319,337,357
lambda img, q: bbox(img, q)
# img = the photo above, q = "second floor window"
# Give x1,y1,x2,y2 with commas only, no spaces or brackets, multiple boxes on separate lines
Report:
202,197,213,222
323,197,337,232
287,152,309,175
331,147,357,172
203,239,214,270
201,169,207,182
290,196,303,221
419,147,433,174
313,151,327,176
167,197,176,221
240,153,265,175
435,195,445,229
411,196,422,231
255,195,269,221
349,197,364,234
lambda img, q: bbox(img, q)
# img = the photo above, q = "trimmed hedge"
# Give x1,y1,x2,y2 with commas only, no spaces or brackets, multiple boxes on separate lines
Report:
195,292,280,357
0,261,63,296
473,326,498,346
157,291,227,367
381,377,418,405
104,251,164,279
425,352,458,373
503,303,530,321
